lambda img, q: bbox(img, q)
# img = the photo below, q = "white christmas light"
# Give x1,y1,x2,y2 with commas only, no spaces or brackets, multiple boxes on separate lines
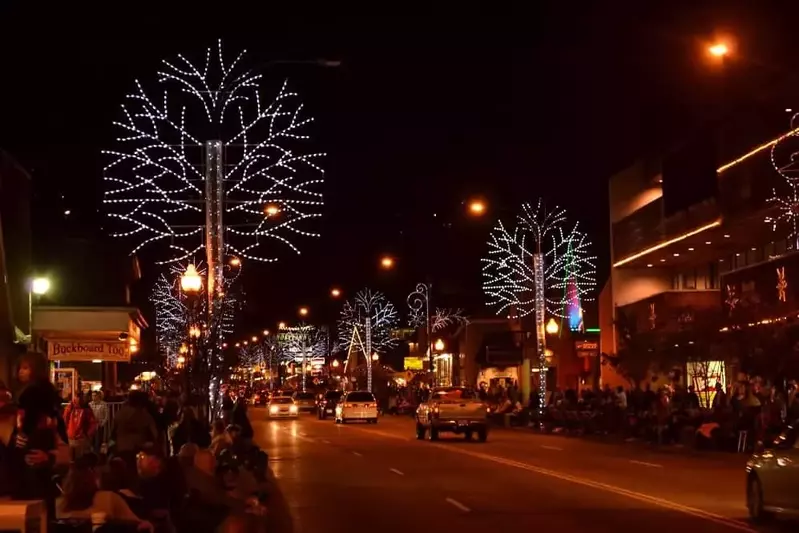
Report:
481,199,597,415
103,40,325,264
338,289,399,392
769,117,799,247
278,324,328,392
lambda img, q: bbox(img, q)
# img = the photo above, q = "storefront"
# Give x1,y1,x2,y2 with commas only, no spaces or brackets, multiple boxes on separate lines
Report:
33,306,146,397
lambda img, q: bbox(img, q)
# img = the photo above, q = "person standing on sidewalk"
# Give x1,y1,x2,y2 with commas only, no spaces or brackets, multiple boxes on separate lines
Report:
90,391,109,453
64,392,97,460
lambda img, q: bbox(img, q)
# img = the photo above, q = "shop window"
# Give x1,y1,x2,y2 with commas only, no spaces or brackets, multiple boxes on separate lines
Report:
686,360,726,408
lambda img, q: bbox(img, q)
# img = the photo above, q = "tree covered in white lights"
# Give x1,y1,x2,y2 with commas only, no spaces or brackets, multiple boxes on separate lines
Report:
151,274,187,367
338,289,399,392
482,199,596,412
279,325,328,392
103,40,325,264
767,114,799,248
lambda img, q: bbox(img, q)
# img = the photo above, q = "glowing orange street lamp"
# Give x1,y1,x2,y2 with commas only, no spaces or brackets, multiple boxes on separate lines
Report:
251,336,258,343
229,257,241,267
181,264,203,293
298,306,309,317
468,199,487,216
380,256,395,269
264,204,281,217
330,288,342,298
278,321,287,330
708,42,729,58
262,329,270,336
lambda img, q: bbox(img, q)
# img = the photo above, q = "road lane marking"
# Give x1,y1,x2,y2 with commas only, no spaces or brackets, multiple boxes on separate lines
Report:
445,498,470,512
629,460,663,468
389,468,405,476
352,451,363,457
321,439,332,444
540,445,563,451
433,445,753,532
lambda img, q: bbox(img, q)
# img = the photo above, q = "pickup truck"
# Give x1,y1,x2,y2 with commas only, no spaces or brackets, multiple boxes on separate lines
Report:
415,387,488,442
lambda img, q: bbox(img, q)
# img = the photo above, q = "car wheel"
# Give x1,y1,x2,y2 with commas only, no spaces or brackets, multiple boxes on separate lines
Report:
747,475,772,523
334,418,341,424
416,423,426,440
428,427,439,441
341,418,348,424
464,431,472,441
477,428,488,442
370,418,378,424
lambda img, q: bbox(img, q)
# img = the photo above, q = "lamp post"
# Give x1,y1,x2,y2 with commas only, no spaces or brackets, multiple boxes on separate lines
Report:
407,282,433,384
28,277,50,345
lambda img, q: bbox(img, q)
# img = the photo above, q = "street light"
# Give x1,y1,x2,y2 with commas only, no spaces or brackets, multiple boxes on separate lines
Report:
298,306,309,317
468,199,487,216
331,359,340,368
189,326,201,338
262,329,270,336
708,42,729,58
371,353,379,361
251,336,258,343
264,203,281,217
27,276,51,341
380,256,395,269
330,288,342,298
434,338,445,352
545,318,560,335
181,264,203,293
278,321,287,330
229,257,241,267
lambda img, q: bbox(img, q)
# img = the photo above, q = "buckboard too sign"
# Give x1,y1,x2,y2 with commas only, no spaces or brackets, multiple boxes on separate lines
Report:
47,340,130,362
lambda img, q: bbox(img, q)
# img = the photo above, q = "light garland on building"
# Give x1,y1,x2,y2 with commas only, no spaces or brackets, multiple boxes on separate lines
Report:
481,199,597,415
338,289,399,392
103,39,325,264
768,115,799,248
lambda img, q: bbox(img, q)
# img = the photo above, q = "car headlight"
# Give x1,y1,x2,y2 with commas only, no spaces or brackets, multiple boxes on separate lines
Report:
269,405,278,414
289,405,298,413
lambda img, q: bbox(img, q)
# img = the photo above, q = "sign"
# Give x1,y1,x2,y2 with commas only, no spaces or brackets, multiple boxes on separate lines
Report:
404,357,424,370
574,340,599,358
48,340,130,362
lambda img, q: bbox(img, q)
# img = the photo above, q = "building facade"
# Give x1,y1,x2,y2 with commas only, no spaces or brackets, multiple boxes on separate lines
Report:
0,151,32,385
601,109,797,389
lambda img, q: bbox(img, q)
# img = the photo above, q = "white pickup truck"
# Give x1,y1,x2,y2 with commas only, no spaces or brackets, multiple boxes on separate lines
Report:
415,387,488,442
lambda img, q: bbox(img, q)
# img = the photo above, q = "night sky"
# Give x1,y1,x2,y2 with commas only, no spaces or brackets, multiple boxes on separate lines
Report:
3,3,799,344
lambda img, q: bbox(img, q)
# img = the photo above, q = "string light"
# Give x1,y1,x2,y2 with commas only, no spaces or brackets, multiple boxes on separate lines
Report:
103,39,325,264
768,117,799,248
481,200,597,415
278,324,328,392
338,289,399,391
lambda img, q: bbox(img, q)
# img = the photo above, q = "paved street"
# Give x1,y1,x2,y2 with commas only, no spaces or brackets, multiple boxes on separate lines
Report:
252,410,784,533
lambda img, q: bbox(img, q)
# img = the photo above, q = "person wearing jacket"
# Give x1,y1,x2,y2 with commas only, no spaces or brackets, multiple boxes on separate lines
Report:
63,392,97,460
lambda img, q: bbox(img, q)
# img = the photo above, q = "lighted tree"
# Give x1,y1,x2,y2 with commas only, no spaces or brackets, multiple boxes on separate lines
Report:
103,40,325,264
767,115,799,248
151,274,187,368
338,289,399,392
482,199,597,413
279,324,328,392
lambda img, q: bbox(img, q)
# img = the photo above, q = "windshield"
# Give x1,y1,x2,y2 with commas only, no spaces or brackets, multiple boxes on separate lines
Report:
270,397,294,404
295,393,315,400
345,392,375,402
431,388,478,401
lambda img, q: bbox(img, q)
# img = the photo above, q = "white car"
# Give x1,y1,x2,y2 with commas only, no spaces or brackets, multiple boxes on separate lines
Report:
335,391,378,424
268,397,299,419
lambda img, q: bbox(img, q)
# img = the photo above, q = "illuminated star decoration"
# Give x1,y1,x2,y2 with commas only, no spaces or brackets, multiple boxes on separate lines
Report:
777,266,788,302
103,39,325,264
768,114,799,248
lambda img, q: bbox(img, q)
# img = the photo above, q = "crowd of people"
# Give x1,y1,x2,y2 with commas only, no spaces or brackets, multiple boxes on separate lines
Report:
478,378,799,452
0,353,270,533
